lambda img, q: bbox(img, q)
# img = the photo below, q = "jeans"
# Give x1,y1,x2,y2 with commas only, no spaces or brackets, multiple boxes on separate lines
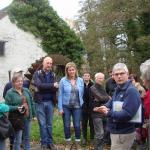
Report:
0,139,6,150
23,119,31,150
63,105,82,140
36,101,54,146
13,130,23,150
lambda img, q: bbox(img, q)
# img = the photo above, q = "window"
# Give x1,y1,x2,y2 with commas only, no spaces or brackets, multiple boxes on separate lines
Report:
0,41,5,56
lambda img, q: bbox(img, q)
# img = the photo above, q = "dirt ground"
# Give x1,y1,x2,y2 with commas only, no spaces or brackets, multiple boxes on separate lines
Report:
6,140,111,150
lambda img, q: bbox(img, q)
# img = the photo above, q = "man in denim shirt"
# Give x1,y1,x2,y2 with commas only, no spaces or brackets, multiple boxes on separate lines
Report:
33,56,58,150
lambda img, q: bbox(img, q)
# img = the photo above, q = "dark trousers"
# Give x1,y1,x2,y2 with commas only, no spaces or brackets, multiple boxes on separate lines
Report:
103,118,111,144
93,117,104,150
82,110,94,139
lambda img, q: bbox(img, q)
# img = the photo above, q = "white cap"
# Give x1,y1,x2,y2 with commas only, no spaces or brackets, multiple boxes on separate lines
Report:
12,67,23,75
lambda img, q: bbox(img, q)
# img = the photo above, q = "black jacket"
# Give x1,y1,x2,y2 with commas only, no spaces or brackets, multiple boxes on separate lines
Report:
33,69,57,103
82,81,93,110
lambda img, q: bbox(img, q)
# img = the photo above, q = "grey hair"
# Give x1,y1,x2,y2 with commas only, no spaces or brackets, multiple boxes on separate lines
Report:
140,59,150,81
112,63,128,73
12,73,23,84
94,72,104,79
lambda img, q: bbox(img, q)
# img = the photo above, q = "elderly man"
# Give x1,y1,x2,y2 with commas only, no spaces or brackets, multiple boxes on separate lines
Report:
33,56,58,150
94,63,141,150
90,72,110,150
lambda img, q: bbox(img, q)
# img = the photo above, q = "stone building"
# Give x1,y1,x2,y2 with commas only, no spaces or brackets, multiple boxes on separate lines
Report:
0,10,46,100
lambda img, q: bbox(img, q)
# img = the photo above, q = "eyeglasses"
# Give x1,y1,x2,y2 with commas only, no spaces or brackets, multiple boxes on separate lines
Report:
113,72,126,77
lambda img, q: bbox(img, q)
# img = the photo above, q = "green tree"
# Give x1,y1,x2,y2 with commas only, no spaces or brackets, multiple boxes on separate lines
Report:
75,0,120,74
76,0,150,74
8,0,85,66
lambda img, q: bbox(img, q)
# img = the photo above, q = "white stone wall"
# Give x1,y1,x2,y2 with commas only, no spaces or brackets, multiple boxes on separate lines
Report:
0,15,46,100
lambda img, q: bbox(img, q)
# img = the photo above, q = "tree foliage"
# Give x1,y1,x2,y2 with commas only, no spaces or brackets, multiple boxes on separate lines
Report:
76,0,150,74
8,0,85,66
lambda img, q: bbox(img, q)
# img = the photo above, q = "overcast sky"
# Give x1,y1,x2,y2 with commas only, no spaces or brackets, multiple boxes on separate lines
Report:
0,0,13,10
0,0,81,19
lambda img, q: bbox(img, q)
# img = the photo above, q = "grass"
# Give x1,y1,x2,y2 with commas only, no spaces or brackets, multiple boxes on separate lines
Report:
30,110,65,144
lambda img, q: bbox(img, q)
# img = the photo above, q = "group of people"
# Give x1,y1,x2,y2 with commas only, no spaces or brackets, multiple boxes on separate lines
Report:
0,56,149,150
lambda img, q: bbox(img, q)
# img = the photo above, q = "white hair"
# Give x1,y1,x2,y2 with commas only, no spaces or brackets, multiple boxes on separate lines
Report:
140,59,150,81
94,72,104,79
112,63,128,73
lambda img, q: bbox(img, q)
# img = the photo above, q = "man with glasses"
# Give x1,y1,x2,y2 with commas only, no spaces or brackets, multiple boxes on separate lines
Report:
94,63,141,150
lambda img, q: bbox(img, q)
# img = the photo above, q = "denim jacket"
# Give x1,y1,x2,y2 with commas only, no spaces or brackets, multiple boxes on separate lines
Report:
58,77,84,111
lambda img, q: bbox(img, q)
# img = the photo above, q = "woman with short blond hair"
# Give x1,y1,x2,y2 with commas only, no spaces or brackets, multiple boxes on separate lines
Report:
5,73,35,150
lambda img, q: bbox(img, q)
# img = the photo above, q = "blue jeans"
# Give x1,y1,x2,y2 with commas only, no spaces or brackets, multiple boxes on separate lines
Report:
36,101,54,146
23,119,31,150
13,130,23,150
0,139,6,150
63,105,81,140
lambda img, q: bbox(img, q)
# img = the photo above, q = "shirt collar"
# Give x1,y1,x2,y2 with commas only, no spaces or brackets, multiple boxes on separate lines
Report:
116,80,131,91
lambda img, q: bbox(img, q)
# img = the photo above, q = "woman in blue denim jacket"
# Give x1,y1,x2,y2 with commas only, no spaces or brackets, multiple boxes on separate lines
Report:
58,62,84,150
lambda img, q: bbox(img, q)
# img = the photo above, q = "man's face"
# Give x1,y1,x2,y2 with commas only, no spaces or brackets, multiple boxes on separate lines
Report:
113,69,128,85
95,74,104,85
43,57,53,71
83,73,90,82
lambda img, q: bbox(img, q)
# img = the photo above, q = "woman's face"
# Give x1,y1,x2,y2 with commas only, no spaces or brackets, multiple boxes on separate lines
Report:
13,77,23,89
143,79,150,89
67,67,76,78
131,78,136,85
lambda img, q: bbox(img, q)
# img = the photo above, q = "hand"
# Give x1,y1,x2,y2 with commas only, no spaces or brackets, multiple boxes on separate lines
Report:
93,106,109,115
54,82,59,88
109,96,112,100
93,107,104,113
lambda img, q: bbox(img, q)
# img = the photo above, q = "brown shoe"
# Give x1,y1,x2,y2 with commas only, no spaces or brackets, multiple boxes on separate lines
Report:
47,143,57,150
65,141,72,150
75,142,82,150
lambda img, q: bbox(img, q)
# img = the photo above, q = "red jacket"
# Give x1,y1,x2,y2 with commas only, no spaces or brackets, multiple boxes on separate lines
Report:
143,90,150,118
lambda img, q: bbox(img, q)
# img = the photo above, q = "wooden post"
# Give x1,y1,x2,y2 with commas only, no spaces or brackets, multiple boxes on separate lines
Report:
8,70,11,81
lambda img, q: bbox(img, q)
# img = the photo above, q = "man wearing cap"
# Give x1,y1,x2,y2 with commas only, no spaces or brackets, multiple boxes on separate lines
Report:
33,56,58,150
94,63,141,150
